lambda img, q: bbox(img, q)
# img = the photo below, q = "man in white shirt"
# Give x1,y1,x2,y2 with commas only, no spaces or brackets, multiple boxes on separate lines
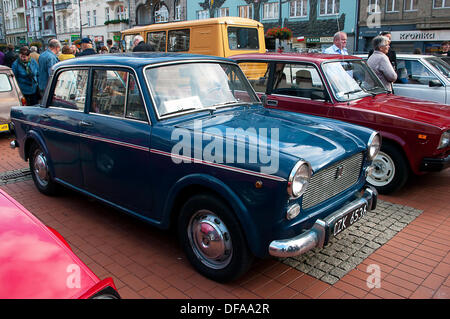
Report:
323,31,348,55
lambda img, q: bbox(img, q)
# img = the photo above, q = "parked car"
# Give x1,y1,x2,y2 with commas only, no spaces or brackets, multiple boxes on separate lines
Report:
0,188,120,298
10,53,379,282
0,65,25,133
231,53,450,194
356,54,450,105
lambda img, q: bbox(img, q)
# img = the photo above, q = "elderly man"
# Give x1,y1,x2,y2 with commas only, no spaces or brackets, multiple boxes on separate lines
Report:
132,35,154,52
367,36,397,92
323,31,348,55
78,38,97,56
38,39,61,95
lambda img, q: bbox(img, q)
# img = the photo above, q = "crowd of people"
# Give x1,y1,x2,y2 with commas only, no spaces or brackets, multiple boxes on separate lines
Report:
0,37,126,106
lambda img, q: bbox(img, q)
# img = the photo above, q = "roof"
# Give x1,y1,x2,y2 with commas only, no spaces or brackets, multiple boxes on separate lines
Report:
54,52,232,69
122,17,263,35
229,52,363,63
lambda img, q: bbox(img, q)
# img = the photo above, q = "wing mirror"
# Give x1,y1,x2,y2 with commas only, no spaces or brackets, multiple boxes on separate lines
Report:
429,79,443,87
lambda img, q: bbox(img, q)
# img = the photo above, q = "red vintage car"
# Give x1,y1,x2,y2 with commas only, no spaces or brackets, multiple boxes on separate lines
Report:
231,53,450,193
0,188,120,299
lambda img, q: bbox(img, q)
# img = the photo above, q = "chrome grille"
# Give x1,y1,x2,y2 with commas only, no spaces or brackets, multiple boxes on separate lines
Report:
302,153,363,210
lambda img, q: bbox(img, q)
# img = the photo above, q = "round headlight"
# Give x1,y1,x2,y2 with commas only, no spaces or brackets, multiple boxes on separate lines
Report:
287,161,312,199
367,132,381,161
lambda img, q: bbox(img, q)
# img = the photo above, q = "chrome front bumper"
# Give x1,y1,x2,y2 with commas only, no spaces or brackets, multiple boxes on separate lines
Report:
269,186,378,258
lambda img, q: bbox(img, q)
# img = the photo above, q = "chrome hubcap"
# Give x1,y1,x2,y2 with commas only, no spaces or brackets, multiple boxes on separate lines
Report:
33,151,49,187
187,210,232,269
367,151,395,187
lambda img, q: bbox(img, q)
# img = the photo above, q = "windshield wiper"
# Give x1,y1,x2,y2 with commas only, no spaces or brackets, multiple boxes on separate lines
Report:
342,89,363,96
210,101,240,109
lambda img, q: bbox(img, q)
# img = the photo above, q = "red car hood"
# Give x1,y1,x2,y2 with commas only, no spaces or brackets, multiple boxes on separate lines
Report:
0,190,99,299
355,94,450,129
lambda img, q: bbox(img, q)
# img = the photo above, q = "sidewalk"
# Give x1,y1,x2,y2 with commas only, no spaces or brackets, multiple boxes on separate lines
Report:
0,134,448,299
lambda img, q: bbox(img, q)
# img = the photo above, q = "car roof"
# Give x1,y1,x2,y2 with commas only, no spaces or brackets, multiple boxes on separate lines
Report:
0,65,12,71
229,52,363,63
55,52,233,69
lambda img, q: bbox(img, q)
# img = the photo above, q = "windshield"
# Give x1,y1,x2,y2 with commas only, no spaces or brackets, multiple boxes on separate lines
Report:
145,62,259,118
322,60,386,101
426,57,450,79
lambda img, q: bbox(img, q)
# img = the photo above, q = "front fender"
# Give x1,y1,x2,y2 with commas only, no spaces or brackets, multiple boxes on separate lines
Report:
161,173,263,257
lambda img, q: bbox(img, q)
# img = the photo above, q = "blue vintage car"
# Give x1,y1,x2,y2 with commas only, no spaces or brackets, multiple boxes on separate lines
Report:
10,53,379,282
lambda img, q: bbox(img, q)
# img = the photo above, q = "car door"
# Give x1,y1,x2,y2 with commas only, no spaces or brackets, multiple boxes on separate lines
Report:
38,68,89,188
394,59,446,104
79,68,153,215
258,62,333,117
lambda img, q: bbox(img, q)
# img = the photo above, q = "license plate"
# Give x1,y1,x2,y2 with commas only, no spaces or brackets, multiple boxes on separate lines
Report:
0,124,9,132
332,203,368,236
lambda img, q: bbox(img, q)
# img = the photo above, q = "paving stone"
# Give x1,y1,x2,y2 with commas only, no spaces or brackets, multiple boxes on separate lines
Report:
321,275,340,285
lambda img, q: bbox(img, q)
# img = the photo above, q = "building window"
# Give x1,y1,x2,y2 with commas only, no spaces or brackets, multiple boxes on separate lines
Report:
404,0,418,11
154,4,169,23
215,7,229,17
238,5,252,19
93,10,96,26
174,0,181,20
290,0,307,17
434,0,450,8
263,2,279,19
105,7,110,21
87,11,90,27
320,0,339,15
197,10,209,20
386,0,398,12
116,5,127,20
368,0,380,13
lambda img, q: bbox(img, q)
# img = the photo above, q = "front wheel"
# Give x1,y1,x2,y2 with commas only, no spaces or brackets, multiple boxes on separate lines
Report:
178,193,253,282
367,143,409,194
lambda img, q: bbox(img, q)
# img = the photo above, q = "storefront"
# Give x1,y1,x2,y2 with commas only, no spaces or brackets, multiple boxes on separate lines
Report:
292,36,334,52
358,26,450,54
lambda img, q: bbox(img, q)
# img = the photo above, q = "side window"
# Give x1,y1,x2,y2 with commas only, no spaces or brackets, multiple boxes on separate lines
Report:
238,62,269,93
397,60,437,85
50,69,88,110
147,31,166,52
91,70,127,117
272,63,326,100
123,34,136,52
126,74,147,121
168,29,190,52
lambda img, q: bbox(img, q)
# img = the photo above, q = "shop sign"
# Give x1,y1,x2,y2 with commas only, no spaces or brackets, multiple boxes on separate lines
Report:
94,36,104,42
71,35,80,42
391,30,450,42
306,37,333,43
113,35,121,42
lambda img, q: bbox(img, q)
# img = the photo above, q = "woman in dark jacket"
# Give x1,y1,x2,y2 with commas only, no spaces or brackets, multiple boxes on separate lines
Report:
11,46,40,105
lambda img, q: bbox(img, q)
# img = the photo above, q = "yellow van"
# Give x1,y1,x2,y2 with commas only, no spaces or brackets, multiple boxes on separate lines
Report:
121,17,266,57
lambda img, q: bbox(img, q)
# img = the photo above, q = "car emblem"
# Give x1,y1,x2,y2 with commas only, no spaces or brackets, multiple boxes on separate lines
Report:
335,165,344,179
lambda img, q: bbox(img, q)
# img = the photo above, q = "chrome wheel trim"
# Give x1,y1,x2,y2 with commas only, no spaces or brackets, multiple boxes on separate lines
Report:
33,150,49,188
367,151,396,187
187,210,233,270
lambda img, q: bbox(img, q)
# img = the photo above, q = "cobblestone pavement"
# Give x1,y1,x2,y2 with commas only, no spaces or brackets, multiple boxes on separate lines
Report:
281,200,423,284
0,133,449,299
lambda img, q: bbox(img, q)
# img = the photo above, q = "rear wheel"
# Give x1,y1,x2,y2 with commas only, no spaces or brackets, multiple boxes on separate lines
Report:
178,193,253,282
29,143,59,195
367,143,409,194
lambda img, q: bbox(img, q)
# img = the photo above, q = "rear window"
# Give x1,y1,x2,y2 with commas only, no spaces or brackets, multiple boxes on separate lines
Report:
228,27,259,50
0,74,12,92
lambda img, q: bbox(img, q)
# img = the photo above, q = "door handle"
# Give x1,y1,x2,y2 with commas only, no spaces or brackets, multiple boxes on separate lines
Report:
39,114,50,119
79,120,92,127
266,100,278,106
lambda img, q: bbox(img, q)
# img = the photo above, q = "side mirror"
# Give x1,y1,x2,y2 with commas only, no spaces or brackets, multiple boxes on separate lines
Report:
260,94,267,107
429,79,443,87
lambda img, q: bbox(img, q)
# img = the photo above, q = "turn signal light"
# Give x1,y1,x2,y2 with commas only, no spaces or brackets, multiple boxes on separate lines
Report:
21,97,27,106
418,134,427,140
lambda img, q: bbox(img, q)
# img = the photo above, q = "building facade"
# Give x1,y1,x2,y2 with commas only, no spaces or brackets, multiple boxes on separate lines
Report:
358,0,450,54
186,0,359,52
4,0,28,45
